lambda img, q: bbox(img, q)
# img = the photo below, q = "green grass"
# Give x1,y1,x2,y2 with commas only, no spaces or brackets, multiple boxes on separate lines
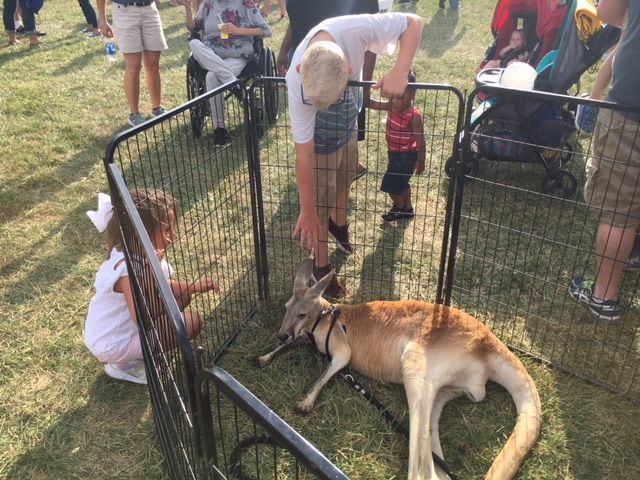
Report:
1,1,639,480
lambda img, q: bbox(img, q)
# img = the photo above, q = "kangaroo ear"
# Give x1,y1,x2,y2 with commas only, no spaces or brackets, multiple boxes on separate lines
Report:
293,258,314,292
309,268,334,297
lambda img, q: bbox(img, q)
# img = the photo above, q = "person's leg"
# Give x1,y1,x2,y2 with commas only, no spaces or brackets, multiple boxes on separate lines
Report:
191,40,246,127
594,223,637,300
333,138,359,227
142,50,162,110
123,52,143,114
17,0,38,46
261,0,271,16
78,0,100,31
3,0,19,44
278,0,286,17
402,187,413,210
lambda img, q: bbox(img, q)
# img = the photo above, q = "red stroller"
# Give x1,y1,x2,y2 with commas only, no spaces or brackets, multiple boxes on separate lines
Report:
478,0,569,71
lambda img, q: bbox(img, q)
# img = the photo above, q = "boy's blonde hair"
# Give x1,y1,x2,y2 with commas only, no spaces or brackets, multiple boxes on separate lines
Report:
105,189,179,257
300,41,349,111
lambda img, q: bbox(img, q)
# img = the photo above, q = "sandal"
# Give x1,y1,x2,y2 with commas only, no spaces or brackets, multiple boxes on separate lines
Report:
8,39,21,46
382,206,415,222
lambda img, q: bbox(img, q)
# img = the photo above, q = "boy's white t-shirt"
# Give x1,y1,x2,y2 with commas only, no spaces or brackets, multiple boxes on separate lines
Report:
84,248,173,362
286,13,409,145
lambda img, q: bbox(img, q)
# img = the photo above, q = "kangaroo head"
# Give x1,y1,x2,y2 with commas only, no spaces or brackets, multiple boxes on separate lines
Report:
277,259,333,342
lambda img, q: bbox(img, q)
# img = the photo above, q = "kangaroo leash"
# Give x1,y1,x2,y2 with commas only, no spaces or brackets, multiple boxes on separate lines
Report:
340,372,460,480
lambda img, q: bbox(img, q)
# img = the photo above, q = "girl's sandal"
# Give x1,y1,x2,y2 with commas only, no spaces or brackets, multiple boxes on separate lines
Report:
8,39,21,46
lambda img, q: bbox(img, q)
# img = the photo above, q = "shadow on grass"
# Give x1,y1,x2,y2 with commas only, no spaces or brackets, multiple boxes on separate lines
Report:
5,376,166,480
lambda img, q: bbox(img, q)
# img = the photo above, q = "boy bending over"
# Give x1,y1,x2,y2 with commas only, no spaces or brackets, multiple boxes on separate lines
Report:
286,12,423,297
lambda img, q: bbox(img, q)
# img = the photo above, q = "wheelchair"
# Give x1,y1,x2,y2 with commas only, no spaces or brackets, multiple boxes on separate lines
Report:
186,35,279,138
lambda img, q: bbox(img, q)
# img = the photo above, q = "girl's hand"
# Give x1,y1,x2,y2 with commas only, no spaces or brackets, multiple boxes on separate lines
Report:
194,277,220,294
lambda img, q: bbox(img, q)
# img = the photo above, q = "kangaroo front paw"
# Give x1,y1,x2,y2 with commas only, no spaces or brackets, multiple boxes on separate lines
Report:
254,354,271,368
295,399,314,415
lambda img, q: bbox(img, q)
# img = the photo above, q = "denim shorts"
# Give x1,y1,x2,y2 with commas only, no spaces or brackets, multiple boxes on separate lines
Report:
380,151,418,195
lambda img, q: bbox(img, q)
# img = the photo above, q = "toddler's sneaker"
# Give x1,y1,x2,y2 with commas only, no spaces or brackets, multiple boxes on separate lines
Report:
382,206,415,222
569,277,622,324
104,362,148,385
151,106,166,117
128,112,146,127
575,96,599,135
328,218,354,255
214,127,231,146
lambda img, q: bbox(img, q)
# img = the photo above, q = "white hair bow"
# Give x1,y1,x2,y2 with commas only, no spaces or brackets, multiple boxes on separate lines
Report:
87,193,114,233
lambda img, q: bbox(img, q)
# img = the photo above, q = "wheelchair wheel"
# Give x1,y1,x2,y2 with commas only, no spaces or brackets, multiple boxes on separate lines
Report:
257,46,279,125
263,48,279,124
186,55,208,138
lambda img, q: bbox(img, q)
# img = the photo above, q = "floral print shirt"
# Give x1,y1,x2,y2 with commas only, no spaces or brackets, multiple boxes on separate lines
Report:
195,0,271,60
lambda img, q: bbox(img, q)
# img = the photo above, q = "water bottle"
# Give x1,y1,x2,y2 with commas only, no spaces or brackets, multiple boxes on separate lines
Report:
106,42,117,62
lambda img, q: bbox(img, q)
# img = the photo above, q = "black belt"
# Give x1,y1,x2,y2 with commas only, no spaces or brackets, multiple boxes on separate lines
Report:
114,0,153,6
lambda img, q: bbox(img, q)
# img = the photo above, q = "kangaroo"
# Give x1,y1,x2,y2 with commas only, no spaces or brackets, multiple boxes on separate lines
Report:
255,259,541,480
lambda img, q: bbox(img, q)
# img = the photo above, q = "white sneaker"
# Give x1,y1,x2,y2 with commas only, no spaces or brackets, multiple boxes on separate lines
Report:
104,362,148,385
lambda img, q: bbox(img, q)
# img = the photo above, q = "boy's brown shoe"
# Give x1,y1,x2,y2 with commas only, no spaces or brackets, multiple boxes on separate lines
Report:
312,264,348,299
328,218,354,255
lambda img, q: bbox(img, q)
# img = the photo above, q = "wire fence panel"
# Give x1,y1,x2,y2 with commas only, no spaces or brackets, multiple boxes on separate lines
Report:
449,86,640,399
252,79,464,307
103,77,640,480
196,367,349,480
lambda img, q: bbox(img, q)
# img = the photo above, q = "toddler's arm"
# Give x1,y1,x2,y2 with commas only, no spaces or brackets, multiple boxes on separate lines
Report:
412,113,426,175
368,97,390,111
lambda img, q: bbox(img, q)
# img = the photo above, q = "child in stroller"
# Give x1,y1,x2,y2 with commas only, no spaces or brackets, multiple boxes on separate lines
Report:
482,29,531,70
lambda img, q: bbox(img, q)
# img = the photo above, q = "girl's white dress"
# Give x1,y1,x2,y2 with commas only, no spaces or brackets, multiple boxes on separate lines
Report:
84,248,172,365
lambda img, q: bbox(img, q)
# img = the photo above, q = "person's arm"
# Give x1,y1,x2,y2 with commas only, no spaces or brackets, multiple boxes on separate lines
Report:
96,0,114,38
598,0,629,27
224,25,269,37
292,140,319,251
277,25,293,76
498,44,514,58
412,113,426,175
169,277,219,310
374,14,423,99
116,275,139,325
368,97,390,111
180,0,197,32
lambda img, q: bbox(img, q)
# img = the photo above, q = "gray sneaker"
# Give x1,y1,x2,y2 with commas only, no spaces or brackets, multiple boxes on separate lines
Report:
151,106,166,117
128,112,146,127
569,277,622,324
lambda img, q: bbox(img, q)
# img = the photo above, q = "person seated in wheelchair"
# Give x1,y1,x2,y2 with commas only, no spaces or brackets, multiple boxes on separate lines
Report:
181,0,272,145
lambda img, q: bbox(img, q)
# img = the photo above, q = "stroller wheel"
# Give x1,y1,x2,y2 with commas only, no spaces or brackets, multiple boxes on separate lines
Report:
560,142,573,165
542,170,577,199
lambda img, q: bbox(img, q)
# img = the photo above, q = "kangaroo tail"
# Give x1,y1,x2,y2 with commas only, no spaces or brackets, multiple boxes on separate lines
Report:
485,349,541,480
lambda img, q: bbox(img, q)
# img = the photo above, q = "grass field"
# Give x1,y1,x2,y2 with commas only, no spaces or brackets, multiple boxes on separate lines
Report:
1,1,639,479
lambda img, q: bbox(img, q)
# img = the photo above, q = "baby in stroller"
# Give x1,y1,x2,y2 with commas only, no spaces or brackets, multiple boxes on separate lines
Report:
482,29,531,70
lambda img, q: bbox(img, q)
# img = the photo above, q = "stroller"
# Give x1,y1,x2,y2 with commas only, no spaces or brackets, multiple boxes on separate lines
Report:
457,0,621,199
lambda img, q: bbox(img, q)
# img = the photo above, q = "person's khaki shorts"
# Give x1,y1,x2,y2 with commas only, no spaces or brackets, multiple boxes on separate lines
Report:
112,3,168,54
584,108,640,228
315,137,359,224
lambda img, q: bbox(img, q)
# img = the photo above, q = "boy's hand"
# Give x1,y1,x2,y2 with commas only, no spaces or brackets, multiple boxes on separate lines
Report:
99,20,114,39
292,210,319,252
374,69,408,99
